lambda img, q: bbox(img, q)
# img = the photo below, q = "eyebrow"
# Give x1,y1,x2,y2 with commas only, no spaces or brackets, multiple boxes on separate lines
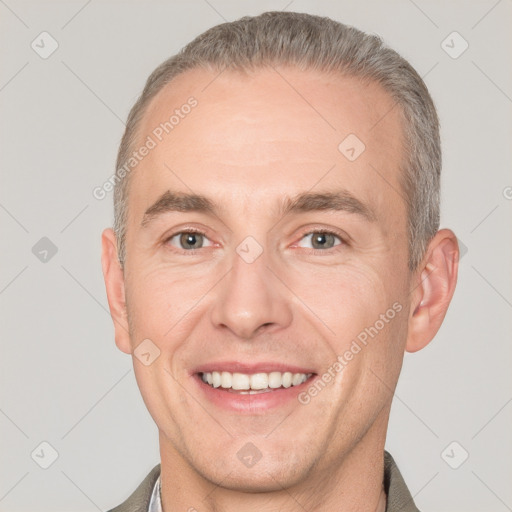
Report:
141,189,377,228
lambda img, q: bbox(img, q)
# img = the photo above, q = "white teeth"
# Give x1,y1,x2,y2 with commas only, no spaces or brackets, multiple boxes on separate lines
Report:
292,373,303,386
250,373,268,390
221,371,232,388
282,372,292,388
231,372,250,390
200,371,311,391
212,371,221,388
268,371,282,388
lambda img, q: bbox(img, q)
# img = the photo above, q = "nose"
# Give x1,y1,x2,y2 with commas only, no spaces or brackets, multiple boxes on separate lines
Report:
210,246,293,340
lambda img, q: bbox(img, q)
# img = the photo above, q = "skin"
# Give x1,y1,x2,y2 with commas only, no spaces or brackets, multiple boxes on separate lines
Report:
101,66,459,512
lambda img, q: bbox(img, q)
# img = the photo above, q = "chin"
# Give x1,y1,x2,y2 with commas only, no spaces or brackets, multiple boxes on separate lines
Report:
187,442,314,492
202,460,309,493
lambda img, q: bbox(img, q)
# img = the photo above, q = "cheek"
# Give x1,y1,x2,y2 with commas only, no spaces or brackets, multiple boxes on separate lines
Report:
290,261,392,333
286,259,408,379
125,262,211,341
131,363,180,439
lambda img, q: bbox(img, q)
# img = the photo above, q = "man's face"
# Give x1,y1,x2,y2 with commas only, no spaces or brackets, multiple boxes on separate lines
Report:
119,67,413,489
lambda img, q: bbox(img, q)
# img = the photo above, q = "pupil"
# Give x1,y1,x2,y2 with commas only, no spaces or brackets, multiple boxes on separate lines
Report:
313,233,332,249
182,233,200,249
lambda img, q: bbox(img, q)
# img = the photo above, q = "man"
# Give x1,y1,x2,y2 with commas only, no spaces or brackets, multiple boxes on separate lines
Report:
102,11,459,512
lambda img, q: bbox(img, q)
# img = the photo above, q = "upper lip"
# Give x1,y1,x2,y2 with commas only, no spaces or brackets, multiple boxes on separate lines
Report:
191,361,316,375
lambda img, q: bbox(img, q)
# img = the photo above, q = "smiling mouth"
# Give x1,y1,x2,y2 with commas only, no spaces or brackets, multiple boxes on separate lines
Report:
199,371,314,394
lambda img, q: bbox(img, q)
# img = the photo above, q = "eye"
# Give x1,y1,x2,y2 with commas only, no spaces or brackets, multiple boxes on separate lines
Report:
296,230,344,251
165,230,213,251
163,228,345,254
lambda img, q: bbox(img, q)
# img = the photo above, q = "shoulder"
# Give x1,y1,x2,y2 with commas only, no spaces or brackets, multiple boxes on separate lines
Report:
106,464,161,512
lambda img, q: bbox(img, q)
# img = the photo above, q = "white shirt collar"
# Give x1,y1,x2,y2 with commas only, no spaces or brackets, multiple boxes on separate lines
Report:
148,474,162,512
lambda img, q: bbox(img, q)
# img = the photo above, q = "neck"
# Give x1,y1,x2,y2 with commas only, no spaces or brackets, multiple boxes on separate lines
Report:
159,411,389,512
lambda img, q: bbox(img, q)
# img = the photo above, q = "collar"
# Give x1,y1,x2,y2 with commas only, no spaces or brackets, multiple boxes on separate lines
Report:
148,473,162,512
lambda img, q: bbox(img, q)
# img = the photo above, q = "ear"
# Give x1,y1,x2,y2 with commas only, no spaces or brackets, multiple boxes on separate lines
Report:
406,229,459,353
101,228,132,354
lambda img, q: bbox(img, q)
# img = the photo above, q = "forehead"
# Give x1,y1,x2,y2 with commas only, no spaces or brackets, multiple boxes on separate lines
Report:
130,66,405,224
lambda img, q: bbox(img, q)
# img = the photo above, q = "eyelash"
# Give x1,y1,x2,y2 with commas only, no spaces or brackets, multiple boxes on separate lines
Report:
163,227,347,255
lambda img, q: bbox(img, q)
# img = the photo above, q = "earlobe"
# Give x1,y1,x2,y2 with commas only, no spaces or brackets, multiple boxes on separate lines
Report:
406,229,459,353
101,228,132,354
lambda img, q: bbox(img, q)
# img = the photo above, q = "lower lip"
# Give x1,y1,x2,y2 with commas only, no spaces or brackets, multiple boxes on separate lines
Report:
193,374,317,413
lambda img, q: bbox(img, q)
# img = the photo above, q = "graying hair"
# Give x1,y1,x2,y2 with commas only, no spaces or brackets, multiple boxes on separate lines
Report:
113,11,440,272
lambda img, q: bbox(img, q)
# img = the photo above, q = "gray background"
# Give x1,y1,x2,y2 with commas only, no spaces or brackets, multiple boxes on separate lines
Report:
1,1,511,511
